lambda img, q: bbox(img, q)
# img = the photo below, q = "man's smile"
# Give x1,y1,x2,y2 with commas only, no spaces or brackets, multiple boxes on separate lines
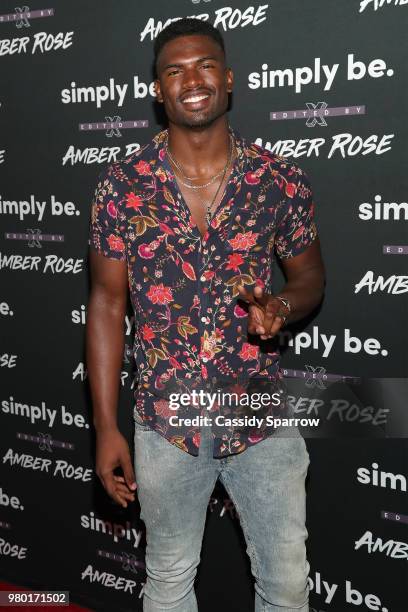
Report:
182,94,210,104
179,90,212,109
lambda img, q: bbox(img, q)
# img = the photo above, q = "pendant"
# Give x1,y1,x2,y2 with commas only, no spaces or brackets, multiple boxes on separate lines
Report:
205,205,212,226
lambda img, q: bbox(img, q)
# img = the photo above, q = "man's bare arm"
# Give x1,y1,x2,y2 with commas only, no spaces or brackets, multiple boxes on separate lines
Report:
278,237,325,324
86,247,136,507
86,248,128,431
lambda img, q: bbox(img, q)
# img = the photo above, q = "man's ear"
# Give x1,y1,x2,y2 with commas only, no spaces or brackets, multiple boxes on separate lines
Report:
154,79,163,103
226,68,234,93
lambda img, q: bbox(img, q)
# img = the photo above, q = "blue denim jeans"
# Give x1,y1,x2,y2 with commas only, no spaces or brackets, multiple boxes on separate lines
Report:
133,418,310,612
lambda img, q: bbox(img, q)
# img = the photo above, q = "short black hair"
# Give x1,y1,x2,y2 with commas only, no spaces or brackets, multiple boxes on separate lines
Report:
154,17,225,73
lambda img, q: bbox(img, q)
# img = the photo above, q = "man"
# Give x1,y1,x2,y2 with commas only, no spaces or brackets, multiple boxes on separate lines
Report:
86,17,325,612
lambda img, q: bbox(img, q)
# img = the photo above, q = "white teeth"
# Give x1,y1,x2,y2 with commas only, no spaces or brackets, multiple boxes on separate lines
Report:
182,94,209,103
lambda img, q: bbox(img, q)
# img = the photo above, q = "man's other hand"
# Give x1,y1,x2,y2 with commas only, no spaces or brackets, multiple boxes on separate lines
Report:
95,428,137,508
237,285,290,340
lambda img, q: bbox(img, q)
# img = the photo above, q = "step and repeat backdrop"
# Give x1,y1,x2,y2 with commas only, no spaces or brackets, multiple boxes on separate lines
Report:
1,1,407,611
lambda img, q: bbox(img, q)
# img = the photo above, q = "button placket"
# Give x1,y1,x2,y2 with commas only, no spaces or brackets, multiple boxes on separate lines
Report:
197,239,205,370
198,236,212,370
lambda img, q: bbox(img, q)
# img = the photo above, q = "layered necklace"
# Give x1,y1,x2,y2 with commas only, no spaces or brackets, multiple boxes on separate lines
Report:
166,133,235,226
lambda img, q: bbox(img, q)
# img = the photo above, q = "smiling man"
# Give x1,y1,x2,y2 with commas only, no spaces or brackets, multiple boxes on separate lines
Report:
86,17,325,612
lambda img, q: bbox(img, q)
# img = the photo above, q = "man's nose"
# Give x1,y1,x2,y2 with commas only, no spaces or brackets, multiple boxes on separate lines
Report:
182,67,205,89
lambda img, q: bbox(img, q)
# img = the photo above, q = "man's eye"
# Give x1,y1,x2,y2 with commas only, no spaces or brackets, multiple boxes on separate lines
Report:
168,70,180,76
201,64,213,69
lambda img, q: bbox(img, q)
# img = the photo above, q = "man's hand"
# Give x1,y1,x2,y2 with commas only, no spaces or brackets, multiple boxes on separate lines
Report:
95,428,137,508
237,285,290,340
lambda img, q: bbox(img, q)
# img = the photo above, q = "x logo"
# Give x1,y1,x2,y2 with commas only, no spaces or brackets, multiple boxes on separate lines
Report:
122,552,144,574
27,228,42,248
15,6,30,28
38,432,53,452
305,102,328,127
105,116,122,137
305,365,327,389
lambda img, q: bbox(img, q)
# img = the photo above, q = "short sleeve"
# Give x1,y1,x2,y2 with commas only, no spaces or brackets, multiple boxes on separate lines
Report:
88,165,126,261
274,169,318,259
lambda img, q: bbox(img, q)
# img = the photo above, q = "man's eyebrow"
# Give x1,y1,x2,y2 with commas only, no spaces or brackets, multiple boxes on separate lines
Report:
162,56,219,71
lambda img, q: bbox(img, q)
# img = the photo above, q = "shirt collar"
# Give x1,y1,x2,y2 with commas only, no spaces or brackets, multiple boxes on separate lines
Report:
152,125,247,170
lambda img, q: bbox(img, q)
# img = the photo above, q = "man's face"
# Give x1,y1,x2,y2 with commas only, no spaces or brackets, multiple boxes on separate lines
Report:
155,34,233,129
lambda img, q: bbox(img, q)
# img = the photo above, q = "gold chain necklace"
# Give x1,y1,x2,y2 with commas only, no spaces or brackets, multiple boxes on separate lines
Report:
199,164,230,226
166,134,234,190
167,148,228,186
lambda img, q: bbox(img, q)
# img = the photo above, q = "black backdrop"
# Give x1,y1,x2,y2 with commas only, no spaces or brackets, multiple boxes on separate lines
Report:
1,1,407,611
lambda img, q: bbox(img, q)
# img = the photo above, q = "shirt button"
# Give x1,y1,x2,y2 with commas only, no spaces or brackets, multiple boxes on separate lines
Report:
201,316,206,322
202,357,208,363
200,274,206,282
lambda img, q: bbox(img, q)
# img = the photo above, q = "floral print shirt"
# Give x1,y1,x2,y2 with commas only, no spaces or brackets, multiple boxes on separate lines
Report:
88,127,318,457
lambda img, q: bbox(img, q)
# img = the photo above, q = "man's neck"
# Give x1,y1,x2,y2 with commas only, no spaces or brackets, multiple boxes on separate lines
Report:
166,116,231,179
